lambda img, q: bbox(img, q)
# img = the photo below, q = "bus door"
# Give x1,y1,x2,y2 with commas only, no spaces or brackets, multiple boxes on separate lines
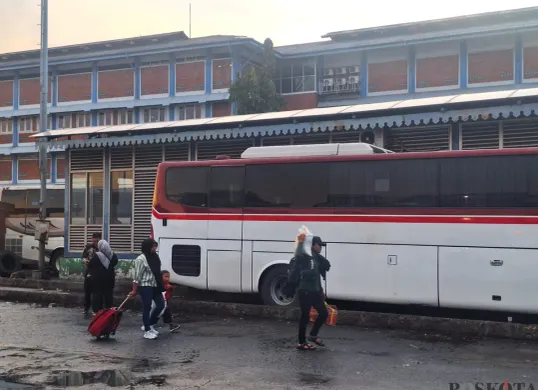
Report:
205,165,245,293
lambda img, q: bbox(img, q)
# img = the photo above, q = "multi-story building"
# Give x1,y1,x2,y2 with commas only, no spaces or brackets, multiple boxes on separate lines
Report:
4,7,538,262
275,6,538,150
0,32,272,186
2,7,538,185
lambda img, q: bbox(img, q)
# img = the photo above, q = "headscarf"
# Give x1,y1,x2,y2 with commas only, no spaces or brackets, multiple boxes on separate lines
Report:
141,238,164,291
96,240,113,269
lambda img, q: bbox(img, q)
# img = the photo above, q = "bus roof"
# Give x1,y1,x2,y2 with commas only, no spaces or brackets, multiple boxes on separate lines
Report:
159,145,538,169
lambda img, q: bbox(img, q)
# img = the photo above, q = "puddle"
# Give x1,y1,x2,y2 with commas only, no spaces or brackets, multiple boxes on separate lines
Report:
298,373,332,385
52,369,132,387
131,358,163,373
0,380,39,389
136,375,167,387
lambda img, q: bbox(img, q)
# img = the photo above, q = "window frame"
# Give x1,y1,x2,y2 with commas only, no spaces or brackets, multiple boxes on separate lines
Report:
75,112,91,128
69,171,105,225
275,61,317,94
0,118,13,134
109,169,134,226
142,107,166,123
178,104,203,121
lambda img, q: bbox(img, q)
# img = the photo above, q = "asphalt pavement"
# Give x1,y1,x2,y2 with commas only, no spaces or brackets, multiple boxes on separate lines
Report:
0,302,536,389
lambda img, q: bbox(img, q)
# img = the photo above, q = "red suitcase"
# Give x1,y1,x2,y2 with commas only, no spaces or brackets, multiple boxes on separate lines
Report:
88,296,129,339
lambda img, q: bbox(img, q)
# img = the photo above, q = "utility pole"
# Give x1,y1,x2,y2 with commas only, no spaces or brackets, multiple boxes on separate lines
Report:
189,3,192,37
37,0,49,276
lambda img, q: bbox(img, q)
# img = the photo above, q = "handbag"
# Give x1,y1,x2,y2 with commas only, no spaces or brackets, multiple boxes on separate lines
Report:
309,301,338,326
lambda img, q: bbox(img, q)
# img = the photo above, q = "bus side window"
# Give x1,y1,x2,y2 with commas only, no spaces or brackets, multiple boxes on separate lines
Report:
3,189,28,234
210,166,245,209
165,166,209,207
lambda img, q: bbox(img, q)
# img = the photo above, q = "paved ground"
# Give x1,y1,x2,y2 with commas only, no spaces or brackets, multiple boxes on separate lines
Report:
0,302,536,389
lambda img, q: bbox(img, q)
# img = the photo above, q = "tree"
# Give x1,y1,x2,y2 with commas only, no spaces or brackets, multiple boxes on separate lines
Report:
229,38,285,115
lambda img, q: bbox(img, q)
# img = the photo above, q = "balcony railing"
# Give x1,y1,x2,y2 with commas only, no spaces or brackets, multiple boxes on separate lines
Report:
319,81,360,96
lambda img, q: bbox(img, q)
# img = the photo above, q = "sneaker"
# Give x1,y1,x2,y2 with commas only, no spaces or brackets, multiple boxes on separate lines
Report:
169,324,181,332
140,325,159,335
143,331,157,340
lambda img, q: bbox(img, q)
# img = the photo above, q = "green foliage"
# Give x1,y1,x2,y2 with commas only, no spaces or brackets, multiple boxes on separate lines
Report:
229,38,285,115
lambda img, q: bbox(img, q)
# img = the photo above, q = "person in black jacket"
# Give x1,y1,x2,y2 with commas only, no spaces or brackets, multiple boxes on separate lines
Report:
87,239,118,314
82,232,101,315
287,233,331,351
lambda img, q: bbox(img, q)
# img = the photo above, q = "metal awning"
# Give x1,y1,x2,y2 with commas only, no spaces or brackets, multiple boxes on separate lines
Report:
33,87,538,150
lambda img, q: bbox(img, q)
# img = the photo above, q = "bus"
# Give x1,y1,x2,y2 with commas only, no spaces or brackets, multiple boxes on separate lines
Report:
0,185,65,274
151,143,538,314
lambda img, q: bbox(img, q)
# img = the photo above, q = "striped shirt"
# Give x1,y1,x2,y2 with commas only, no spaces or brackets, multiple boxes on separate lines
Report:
132,254,157,287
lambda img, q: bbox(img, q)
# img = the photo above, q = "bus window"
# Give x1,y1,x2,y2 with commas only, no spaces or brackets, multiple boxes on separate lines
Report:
1,189,27,213
245,164,293,208
26,189,64,218
165,166,209,207
440,155,532,208
210,166,244,208
288,163,330,208
2,189,28,235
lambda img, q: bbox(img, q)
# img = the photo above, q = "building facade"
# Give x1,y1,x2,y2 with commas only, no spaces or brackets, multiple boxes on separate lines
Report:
6,7,538,260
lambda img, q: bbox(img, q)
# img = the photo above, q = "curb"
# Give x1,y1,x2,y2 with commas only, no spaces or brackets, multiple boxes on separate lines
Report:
0,277,132,293
0,287,537,341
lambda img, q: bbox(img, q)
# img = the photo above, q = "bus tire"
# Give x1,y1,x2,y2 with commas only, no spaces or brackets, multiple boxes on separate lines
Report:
49,249,64,275
260,266,297,307
0,252,22,277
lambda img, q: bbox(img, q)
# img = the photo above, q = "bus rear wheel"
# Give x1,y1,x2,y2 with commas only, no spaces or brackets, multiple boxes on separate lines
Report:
0,252,22,277
260,266,296,307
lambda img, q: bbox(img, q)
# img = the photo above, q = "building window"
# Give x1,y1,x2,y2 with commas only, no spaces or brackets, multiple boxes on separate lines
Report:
70,172,104,225
98,111,114,126
18,117,35,133
110,170,133,225
118,109,134,125
275,63,316,94
0,119,13,134
143,107,165,123
57,114,72,129
178,104,202,121
75,113,91,128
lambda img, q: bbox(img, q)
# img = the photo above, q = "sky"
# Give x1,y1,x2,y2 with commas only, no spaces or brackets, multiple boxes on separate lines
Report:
0,0,536,54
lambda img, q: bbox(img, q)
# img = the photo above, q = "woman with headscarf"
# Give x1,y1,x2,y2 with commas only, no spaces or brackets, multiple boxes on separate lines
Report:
88,240,118,314
129,238,165,340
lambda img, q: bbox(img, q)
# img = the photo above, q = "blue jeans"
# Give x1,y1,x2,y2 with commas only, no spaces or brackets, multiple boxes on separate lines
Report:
139,286,164,331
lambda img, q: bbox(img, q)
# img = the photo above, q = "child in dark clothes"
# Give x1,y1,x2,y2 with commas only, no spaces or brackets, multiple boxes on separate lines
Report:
161,270,181,332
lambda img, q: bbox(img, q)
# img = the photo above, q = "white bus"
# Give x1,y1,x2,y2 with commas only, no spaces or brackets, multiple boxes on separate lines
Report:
0,185,65,274
151,143,538,314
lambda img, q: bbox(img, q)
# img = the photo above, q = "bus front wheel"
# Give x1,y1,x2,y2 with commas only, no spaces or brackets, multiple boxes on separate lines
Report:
260,266,297,307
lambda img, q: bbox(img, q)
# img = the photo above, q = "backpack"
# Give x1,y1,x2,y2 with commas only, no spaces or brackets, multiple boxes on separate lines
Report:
282,256,300,298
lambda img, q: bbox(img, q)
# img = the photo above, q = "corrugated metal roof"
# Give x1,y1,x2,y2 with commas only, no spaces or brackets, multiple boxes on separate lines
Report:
276,21,538,56
0,31,188,61
323,7,538,40
33,87,538,141
0,35,252,70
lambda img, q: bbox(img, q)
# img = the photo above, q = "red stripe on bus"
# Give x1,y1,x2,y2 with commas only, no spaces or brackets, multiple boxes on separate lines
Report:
151,209,538,225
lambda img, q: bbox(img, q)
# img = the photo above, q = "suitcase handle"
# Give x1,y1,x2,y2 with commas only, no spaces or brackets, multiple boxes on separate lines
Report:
116,295,130,311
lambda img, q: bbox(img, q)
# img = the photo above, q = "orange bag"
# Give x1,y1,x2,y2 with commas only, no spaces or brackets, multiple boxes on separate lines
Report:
309,302,338,326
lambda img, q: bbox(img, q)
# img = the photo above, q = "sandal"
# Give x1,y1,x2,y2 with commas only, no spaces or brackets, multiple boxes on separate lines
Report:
308,337,325,347
297,343,316,351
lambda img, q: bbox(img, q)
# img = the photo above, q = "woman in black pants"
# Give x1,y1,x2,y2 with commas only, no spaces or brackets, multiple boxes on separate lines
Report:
288,234,331,351
88,240,118,314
